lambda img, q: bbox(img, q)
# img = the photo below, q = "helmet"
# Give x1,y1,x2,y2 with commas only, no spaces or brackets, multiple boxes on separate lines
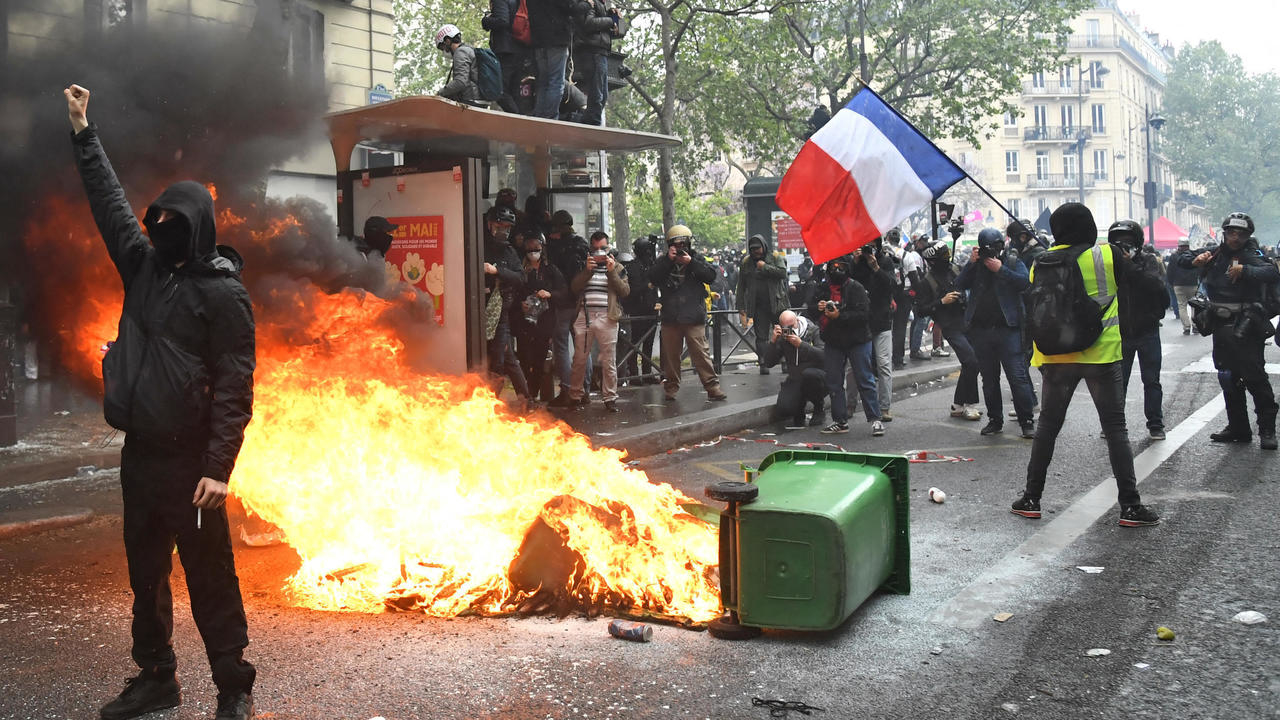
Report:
489,206,517,225
1107,220,1144,250
1006,219,1033,240
666,224,693,243
922,241,950,263
617,251,636,264
1222,212,1254,236
435,24,462,49
977,228,1004,251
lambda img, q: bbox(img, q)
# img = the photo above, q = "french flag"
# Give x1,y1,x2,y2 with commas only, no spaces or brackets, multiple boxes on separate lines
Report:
776,88,966,263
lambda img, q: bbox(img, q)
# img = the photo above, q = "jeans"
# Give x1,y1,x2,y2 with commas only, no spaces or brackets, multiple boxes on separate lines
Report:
825,342,880,423
488,322,530,398
533,46,569,119
1024,362,1141,506
581,51,609,125
892,296,911,363
968,325,1036,425
872,329,893,411
910,313,930,354
570,308,619,402
1120,330,1164,430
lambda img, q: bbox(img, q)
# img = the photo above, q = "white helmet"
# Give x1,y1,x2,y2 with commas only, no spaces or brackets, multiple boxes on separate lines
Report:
435,24,461,49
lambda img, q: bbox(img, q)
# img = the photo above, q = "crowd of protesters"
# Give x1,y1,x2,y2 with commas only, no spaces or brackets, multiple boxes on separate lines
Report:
434,0,626,126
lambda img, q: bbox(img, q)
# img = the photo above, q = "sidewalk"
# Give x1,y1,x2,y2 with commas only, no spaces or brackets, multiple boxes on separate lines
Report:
0,356,960,538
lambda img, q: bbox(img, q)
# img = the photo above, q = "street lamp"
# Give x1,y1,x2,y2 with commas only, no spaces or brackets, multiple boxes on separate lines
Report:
1142,104,1166,244
1076,62,1110,203
1112,151,1125,222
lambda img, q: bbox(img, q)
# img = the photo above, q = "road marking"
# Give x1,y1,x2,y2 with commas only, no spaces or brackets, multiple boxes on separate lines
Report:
1180,354,1280,374
929,392,1225,629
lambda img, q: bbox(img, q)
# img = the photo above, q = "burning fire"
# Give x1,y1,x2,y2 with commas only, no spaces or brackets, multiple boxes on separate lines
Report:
23,191,721,625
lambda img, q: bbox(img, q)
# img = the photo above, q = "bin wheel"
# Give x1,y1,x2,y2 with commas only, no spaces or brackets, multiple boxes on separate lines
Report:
705,481,759,504
708,614,762,640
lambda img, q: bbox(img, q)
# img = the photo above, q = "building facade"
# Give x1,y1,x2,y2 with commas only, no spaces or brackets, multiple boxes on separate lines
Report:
4,0,396,221
937,0,1211,241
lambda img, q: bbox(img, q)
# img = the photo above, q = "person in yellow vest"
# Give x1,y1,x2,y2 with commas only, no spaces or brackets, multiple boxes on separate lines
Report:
1011,203,1161,527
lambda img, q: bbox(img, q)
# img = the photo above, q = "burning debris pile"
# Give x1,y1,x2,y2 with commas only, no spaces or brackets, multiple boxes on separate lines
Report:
10,18,721,628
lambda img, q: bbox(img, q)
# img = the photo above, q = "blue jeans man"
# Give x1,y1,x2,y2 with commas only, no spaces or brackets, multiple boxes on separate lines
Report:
1120,331,1164,435
533,46,569,119
581,52,609,126
824,342,881,428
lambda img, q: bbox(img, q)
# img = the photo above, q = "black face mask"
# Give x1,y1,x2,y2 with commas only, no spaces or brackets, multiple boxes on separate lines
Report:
828,269,847,284
147,217,192,267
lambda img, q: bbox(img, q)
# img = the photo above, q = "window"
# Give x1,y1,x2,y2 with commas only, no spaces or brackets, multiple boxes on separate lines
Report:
1059,66,1073,90
1032,72,1045,89
1005,150,1020,173
286,6,325,83
1063,153,1077,180
1034,105,1048,128
1003,111,1017,127
1093,150,1108,179
1035,151,1050,180
1038,197,1051,215
1089,61,1106,89
1091,104,1105,133
1086,19,1101,47
1061,105,1075,130
1008,199,1022,218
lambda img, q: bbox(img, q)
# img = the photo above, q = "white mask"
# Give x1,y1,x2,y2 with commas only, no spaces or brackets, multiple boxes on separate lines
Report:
527,251,542,261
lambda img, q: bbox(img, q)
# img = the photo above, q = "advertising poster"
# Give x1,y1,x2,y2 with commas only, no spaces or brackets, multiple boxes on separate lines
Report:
772,211,805,250
384,215,446,325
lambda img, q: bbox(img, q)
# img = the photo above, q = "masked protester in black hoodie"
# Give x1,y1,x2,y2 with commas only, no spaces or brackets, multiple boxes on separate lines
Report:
65,85,256,720
1179,212,1279,449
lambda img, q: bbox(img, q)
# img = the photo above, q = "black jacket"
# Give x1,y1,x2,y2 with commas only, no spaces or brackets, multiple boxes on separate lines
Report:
528,0,574,49
73,125,255,483
514,260,567,334
1177,238,1279,304
1116,249,1169,338
1166,249,1200,287
621,256,657,317
912,263,965,331
485,233,525,317
574,0,617,52
650,250,716,325
807,278,872,348
760,315,824,378
483,0,521,55
849,251,895,333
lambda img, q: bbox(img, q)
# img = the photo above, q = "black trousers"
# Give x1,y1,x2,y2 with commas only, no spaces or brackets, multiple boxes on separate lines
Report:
120,438,255,695
623,318,657,377
775,368,827,423
891,296,911,364
1212,325,1278,435
1023,362,1141,506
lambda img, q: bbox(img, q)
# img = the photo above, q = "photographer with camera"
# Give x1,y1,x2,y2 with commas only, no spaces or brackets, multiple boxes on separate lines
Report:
913,242,981,421
761,310,827,427
1179,212,1278,449
956,228,1037,438
650,225,727,402
546,210,589,406
850,237,897,419
808,255,884,437
514,232,568,402
565,231,629,411
1109,221,1173,440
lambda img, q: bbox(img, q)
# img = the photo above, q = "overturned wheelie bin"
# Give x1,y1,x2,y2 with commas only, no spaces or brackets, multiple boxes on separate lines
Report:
705,450,910,638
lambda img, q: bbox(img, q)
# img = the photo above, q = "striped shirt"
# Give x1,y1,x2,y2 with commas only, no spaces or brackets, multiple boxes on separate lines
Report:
584,261,610,309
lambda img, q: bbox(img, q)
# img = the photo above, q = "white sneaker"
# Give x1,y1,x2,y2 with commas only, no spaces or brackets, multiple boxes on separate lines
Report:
963,405,982,421
872,420,886,436
950,404,966,418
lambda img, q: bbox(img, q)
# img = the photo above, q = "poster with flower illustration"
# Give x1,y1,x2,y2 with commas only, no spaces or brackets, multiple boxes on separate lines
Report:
383,215,446,325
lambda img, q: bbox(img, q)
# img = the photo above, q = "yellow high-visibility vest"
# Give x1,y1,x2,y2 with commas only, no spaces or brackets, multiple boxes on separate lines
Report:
1031,243,1121,366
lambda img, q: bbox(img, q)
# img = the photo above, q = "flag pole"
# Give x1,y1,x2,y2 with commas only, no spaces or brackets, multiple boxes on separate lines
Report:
853,82,1023,228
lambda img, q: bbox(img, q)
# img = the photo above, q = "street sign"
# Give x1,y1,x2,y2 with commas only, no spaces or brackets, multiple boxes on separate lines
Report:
368,84,393,105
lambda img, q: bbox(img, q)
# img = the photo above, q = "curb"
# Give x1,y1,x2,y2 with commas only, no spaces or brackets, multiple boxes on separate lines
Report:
0,449,122,491
0,506,96,541
602,360,960,459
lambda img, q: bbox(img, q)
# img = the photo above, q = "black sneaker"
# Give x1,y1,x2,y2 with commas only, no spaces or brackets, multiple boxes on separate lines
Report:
1148,427,1167,440
980,420,1003,436
1209,427,1252,443
1261,434,1278,450
807,411,826,427
1010,495,1041,519
820,421,849,434
100,673,181,720
1019,422,1036,439
215,691,254,720
603,401,620,413
1119,504,1161,527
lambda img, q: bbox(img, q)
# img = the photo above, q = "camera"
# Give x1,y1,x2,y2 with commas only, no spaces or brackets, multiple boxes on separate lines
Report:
948,218,965,240
781,326,797,337
978,243,1000,260
522,294,548,324
860,244,875,256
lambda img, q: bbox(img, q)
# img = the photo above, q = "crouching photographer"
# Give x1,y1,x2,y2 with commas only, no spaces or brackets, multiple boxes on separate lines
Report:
1180,212,1279,449
761,310,827,427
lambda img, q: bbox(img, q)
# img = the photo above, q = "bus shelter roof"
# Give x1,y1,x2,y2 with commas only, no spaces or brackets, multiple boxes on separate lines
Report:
325,95,680,172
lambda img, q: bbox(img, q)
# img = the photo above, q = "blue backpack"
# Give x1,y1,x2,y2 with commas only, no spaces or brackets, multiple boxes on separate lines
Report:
474,48,504,101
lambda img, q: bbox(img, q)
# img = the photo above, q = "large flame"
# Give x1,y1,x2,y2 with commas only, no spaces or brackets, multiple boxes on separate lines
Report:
23,191,721,625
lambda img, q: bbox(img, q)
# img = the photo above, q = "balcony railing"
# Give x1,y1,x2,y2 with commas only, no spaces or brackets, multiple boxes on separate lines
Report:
1023,80,1096,95
1027,173,1096,190
1175,189,1206,207
1024,126,1091,142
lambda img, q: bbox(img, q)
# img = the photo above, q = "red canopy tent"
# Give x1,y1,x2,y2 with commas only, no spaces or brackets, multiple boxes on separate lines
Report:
1148,216,1187,250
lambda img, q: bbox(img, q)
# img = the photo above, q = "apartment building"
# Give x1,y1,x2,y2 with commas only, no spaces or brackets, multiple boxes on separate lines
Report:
4,0,396,219
937,0,1211,242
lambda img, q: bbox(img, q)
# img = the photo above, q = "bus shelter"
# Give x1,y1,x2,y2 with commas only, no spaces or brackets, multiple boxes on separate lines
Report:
324,96,679,378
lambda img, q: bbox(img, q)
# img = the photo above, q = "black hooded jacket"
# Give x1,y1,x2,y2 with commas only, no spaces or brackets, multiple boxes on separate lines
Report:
73,125,255,484
1177,236,1280,304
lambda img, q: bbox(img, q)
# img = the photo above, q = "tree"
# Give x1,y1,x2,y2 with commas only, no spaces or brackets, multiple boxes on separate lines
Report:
1162,41,1280,232
393,0,484,96
628,185,745,253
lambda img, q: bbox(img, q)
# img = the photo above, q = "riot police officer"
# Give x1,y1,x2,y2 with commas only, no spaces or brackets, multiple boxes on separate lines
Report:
1180,212,1279,450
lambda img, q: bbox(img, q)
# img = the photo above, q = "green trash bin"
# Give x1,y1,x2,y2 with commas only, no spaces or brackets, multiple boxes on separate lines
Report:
708,449,910,634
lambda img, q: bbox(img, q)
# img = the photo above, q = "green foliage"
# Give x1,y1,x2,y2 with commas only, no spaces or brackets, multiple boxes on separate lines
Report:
628,186,745,252
1162,41,1280,232
393,0,485,97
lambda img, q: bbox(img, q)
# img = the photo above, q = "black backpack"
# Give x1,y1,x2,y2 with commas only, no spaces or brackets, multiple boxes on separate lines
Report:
1025,245,1110,355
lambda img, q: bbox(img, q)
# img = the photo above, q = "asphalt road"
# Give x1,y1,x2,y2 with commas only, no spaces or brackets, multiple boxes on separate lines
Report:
1,322,1276,720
